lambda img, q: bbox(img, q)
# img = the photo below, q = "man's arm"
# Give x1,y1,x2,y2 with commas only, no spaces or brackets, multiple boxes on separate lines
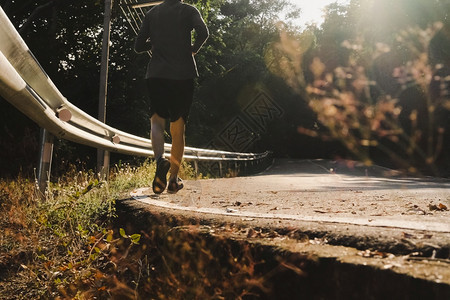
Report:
134,14,152,53
191,9,209,54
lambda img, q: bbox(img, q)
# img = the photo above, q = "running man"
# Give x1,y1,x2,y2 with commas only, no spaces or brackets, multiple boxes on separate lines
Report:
134,0,209,194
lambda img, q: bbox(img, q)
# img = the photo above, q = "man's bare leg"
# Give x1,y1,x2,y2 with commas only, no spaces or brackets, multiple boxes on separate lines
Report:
150,114,166,161
151,114,170,194
169,117,185,181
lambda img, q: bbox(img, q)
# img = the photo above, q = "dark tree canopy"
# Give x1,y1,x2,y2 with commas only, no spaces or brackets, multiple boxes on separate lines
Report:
0,0,449,177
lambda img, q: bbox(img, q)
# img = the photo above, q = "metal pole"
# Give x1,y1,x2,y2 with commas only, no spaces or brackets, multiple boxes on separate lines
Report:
37,128,54,196
194,160,199,178
97,0,113,179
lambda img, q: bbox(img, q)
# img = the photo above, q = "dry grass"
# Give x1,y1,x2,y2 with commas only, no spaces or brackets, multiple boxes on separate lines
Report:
0,160,286,299
0,160,182,298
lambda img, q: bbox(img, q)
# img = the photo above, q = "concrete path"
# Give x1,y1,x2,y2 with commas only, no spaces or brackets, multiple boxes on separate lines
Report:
131,159,450,234
127,159,450,287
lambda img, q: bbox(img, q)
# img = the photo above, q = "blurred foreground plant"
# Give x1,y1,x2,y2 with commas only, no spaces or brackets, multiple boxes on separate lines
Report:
271,22,450,176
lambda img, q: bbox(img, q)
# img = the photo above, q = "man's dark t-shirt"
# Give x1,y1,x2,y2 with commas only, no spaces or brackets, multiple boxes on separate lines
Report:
134,0,209,80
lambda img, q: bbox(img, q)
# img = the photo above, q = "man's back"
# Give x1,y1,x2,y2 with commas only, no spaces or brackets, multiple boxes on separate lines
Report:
135,0,209,80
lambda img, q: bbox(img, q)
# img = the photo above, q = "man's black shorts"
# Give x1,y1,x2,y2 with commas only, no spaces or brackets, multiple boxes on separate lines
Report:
147,78,194,123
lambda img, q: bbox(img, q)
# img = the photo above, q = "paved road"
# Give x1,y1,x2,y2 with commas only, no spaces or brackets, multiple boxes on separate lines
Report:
131,159,450,233
128,159,450,287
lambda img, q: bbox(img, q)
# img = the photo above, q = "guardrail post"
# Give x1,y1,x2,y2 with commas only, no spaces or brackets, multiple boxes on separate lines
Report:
97,0,113,179
193,160,199,178
37,128,54,196
220,155,227,177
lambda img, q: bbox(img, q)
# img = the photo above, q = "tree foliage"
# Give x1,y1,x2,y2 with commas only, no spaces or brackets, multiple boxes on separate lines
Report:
0,0,449,176
298,0,450,175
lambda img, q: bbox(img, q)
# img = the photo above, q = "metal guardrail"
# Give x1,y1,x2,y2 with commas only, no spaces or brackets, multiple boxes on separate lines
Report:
0,6,272,176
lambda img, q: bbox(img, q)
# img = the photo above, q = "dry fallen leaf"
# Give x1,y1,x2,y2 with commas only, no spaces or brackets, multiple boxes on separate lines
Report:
402,232,416,239
429,203,448,211
438,203,448,210
358,250,389,258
